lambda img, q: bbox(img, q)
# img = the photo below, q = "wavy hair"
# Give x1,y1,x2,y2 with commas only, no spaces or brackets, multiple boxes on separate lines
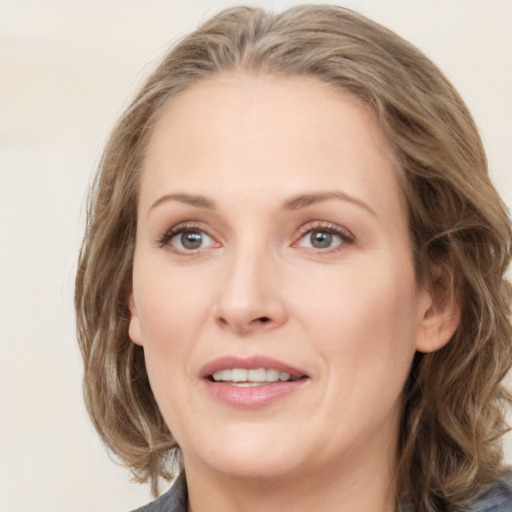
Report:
75,5,512,510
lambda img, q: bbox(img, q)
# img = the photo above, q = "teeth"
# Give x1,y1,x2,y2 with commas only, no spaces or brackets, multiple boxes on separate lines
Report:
221,369,232,381
232,369,247,382
211,368,296,384
248,368,266,381
267,369,279,382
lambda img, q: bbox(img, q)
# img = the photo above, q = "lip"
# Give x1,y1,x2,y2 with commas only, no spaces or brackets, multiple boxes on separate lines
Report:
199,355,308,379
200,355,309,409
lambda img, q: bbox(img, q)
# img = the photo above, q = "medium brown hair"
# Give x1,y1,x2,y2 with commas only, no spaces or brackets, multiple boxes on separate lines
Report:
75,5,512,510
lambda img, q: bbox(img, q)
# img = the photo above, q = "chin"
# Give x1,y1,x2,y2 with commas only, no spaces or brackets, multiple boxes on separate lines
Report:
206,451,302,482
183,426,310,481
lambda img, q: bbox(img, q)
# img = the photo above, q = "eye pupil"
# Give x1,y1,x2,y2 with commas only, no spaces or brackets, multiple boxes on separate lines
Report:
310,230,332,248
181,231,203,249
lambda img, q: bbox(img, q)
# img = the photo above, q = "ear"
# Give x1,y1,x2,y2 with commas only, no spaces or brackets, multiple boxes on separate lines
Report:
127,289,143,346
415,282,461,354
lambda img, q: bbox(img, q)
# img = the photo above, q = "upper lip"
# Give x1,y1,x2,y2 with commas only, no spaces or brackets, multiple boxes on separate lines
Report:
199,355,308,379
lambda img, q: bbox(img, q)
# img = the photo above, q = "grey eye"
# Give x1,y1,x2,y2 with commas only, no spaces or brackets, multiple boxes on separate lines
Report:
180,231,204,249
171,230,215,251
309,230,334,249
297,229,345,250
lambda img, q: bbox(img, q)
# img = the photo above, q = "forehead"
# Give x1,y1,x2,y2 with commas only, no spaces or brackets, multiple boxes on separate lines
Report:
146,73,385,158
140,72,405,225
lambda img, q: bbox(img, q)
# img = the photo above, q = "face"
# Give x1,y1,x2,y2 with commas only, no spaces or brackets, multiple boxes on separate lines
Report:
128,73,446,484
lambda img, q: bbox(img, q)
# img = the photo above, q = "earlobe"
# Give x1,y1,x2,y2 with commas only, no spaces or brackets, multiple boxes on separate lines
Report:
127,291,143,346
415,286,461,354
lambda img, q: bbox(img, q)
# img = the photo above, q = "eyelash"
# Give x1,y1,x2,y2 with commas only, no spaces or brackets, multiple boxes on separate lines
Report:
156,222,210,249
293,221,355,253
156,221,355,254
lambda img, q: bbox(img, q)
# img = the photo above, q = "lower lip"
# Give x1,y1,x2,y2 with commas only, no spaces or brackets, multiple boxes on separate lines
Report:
203,379,308,408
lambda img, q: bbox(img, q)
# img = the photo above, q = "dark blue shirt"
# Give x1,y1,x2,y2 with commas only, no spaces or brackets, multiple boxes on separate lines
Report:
132,472,512,512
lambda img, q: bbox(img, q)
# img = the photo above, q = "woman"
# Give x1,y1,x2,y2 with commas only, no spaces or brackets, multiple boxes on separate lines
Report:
75,5,512,511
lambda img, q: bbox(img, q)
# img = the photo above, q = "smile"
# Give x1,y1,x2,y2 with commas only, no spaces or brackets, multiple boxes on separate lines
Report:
201,356,309,408
211,368,299,385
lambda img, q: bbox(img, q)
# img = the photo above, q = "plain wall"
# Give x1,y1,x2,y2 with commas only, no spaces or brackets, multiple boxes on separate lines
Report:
1,1,511,511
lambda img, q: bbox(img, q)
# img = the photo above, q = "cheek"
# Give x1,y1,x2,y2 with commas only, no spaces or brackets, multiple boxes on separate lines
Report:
132,272,208,432
290,259,420,373
130,266,210,393
135,262,213,338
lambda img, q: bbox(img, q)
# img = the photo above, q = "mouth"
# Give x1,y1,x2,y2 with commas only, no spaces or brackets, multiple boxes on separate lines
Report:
200,356,309,408
209,367,304,387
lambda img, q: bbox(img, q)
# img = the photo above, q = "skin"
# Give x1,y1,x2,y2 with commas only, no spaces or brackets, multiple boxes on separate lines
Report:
128,73,459,512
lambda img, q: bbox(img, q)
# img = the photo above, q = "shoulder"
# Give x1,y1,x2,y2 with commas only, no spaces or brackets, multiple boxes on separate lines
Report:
129,473,188,512
399,472,512,512
127,471,512,512
468,472,512,512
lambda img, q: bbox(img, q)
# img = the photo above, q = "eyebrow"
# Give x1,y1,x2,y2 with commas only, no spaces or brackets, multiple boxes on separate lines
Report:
149,190,376,216
284,192,376,216
149,193,217,212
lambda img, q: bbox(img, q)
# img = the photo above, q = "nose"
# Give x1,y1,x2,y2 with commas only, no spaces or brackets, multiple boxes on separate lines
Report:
213,246,288,335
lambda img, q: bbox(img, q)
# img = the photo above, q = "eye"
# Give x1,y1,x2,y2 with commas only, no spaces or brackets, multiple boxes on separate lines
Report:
174,230,214,250
158,225,218,252
300,230,342,249
295,223,354,252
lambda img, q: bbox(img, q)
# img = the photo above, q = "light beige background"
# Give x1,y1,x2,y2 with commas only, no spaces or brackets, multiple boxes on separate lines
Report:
1,1,511,511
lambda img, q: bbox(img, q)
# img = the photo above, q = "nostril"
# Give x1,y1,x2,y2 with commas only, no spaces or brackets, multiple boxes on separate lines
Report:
256,317,271,323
